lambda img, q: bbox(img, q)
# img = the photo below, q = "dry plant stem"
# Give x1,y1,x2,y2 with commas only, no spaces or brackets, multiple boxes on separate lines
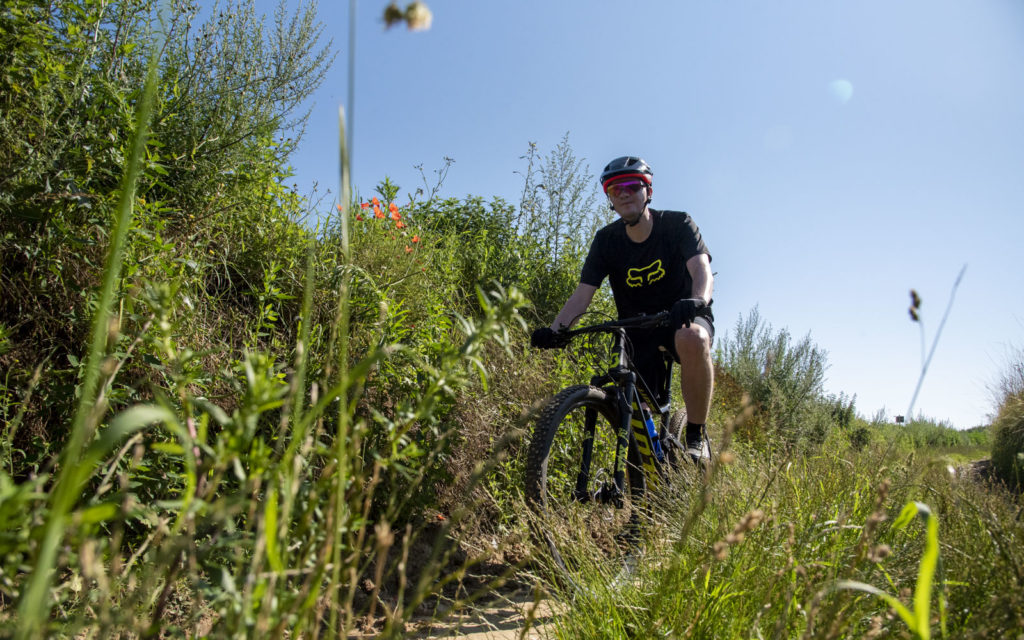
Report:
874,265,966,483
93,317,154,411
517,584,546,640
16,41,162,640
368,521,395,622
95,433,145,497
390,524,416,637
906,264,966,420
756,447,794,510
678,406,743,638
145,557,182,639
3,360,46,474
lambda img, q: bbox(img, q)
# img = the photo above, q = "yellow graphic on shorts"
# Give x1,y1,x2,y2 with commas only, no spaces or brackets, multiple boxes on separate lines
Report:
626,259,665,288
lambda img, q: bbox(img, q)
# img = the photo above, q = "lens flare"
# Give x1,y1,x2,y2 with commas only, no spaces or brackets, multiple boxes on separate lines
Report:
829,79,854,104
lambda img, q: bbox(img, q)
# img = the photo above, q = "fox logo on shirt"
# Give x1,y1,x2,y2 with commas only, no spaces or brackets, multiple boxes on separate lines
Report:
626,259,665,288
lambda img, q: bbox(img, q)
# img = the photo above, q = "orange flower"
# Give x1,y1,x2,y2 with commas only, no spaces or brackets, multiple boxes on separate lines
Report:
336,204,343,211
372,196,380,206
395,220,405,229
411,235,420,243
356,214,364,221
389,202,399,214
360,202,370,209
405,245,413,253
374,205,384,219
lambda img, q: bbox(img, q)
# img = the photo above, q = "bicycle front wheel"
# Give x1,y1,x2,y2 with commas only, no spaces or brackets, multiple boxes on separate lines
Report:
524,385,646,579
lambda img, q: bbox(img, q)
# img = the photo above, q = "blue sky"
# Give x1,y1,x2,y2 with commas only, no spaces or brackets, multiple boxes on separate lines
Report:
262,0,1023,429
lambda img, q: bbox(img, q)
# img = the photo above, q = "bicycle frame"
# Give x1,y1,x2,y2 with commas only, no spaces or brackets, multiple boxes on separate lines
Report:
569,315,674,505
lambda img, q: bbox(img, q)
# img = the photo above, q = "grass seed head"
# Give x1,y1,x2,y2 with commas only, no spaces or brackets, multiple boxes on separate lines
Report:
375,521,394,550
868,544,891,563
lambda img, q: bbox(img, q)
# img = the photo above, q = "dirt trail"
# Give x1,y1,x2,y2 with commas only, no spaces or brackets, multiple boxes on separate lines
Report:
405,588,559,639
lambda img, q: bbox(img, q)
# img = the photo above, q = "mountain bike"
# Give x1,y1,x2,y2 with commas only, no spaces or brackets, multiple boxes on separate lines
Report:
524,311,712,579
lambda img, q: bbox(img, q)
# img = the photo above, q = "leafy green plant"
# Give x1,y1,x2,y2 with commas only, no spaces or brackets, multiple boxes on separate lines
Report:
835,501,946,640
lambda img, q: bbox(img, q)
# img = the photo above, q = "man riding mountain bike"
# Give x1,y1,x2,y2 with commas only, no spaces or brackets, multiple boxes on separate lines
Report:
531,156,715,464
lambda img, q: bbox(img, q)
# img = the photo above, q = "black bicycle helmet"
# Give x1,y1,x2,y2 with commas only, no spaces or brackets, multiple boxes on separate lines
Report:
600,156,653,193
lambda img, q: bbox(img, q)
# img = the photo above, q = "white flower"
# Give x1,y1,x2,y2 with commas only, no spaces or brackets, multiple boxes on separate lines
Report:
405,1,432,31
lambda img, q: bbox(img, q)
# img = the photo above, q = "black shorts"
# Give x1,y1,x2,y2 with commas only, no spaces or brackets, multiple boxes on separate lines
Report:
625,310,715,407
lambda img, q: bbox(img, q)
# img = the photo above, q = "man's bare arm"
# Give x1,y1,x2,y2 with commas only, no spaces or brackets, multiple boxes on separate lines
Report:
686,254,713,305
551,283,598,330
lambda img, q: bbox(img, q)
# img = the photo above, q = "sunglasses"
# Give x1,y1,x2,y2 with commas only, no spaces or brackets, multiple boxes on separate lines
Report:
606,180,645,196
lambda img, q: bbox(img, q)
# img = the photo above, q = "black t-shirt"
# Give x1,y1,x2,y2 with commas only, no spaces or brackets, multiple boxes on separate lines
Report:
580,209,710,318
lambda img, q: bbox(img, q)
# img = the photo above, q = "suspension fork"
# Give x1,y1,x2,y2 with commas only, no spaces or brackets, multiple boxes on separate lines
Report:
610,370,638,501
607,328,636,499
573,402,599,502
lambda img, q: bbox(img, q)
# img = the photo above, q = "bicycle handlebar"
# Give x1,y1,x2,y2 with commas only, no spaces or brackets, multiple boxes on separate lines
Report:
560,310,671,338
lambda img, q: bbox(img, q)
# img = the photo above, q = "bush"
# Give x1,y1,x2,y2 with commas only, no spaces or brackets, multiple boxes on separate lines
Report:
0,0,330,470
991,349,1024,486
991,394,1024,486
715,307,828,447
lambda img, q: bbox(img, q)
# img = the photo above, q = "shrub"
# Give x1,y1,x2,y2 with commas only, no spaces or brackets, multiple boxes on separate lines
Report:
715,307,828,447
991,348,1024,486
991,394,1024,486
0,0,331,471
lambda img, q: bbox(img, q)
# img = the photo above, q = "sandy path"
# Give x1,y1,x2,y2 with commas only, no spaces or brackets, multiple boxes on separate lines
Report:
405,588,559,639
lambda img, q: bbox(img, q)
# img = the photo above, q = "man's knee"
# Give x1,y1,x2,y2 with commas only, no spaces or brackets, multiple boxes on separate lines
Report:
674,325,711,361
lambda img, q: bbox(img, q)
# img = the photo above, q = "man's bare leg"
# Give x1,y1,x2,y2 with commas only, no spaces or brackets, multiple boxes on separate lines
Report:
674,325,714,447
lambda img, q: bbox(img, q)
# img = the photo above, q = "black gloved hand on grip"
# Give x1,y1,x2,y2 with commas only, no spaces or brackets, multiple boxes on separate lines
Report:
670,298,706,328
531,327,569,349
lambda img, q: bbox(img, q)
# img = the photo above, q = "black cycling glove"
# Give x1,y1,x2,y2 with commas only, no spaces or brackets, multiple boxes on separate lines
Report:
671,298,706,328
530,327,569,349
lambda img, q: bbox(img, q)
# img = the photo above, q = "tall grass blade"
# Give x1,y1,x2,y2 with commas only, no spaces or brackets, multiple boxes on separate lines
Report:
912,504,940,639
834,580,918,633
15,39,163,640
833,501,942,640
328,102,354,638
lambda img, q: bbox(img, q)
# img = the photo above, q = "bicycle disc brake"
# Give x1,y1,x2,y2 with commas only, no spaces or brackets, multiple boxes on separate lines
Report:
594,469,624,507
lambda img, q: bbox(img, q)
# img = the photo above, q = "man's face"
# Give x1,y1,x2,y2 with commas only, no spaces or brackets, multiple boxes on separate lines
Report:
606,178,649,222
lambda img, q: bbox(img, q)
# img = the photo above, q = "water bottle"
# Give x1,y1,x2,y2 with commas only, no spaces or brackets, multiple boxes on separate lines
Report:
643,410,665,462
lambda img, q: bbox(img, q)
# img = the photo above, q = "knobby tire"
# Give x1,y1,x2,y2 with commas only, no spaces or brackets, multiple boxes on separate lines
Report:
524,385,646,583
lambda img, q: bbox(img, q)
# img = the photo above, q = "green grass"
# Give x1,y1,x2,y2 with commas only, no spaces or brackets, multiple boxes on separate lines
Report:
1,0,1021,636
526,440,1023,639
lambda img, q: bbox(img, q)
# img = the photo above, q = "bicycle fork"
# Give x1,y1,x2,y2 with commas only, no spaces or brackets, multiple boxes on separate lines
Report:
572,377,635,508
576,371,663,508
573,405,600,503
